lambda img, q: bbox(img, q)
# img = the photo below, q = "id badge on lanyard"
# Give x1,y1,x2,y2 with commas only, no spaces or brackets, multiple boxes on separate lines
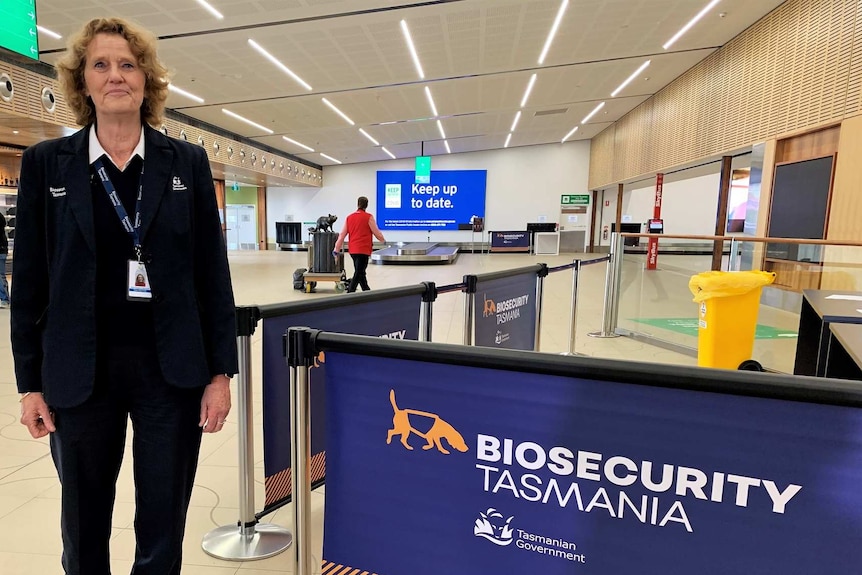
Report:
93,157,152,302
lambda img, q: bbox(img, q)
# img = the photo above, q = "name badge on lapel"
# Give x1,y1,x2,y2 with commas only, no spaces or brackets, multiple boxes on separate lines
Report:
127,260,153,301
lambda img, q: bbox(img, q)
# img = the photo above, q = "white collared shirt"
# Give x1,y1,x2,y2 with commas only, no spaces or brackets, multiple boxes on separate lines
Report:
88,125,145,171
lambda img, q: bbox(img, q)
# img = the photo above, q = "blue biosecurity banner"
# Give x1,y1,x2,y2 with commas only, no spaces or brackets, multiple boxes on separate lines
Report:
490,231,530,252
474,273,536,350
261,297,420,508
376,170,487,230
322,352,862,575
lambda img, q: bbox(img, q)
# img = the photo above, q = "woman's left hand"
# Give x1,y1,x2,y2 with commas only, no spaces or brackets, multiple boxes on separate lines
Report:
200,375,231,433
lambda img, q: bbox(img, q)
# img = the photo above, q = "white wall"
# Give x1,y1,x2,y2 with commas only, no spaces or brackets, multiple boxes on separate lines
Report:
625,173,720,241
266,141,591,244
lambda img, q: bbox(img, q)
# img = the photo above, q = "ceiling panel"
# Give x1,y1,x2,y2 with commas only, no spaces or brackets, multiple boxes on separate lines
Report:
18,0,788,168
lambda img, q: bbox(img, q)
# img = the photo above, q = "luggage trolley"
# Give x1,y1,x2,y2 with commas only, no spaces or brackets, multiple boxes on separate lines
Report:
293,231,348,293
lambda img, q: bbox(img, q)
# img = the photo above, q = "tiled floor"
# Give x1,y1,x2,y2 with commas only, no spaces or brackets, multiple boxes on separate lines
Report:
0,249,702,574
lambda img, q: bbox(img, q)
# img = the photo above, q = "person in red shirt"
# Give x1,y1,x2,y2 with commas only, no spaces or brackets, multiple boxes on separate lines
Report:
333,196,386,292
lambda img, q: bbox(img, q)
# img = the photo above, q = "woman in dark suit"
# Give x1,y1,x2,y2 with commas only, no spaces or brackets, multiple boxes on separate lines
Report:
11,17,237,575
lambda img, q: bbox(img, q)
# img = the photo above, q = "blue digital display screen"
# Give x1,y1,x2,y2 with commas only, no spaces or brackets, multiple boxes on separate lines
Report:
376,170,487,230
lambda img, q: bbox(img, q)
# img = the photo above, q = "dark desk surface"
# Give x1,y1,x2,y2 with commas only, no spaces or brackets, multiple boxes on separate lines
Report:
830,323,862,371
802,290,862,324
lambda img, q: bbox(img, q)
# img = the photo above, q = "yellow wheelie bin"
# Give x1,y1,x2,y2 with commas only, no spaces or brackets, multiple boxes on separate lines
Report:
688,271,776,370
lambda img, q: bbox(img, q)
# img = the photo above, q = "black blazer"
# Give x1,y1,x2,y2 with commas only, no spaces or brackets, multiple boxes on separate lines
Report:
12,125,238,408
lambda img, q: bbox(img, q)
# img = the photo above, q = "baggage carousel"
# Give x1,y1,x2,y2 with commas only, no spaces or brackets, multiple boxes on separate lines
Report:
370,242,459,264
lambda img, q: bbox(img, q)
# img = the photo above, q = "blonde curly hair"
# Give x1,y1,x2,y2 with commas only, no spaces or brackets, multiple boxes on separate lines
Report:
56,17,170,127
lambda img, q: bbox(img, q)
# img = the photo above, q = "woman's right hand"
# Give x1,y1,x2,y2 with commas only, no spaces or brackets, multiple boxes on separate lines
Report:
20,393,56,438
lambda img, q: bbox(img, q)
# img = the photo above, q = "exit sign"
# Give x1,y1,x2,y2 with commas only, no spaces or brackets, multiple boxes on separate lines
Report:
561,194,589,205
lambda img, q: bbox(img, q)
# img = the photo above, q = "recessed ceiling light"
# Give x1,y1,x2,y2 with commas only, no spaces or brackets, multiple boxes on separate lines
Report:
581,102,605,124
282,136,314,152
36,25,62,40
444,140,451,154
168,83,204,104
195,0,224,19
424,86,439,117
611,60,651,97
222,108,274,134
504,133,512,148
538,0,569,65
561,126,578,143
248,39,312,91
663,0,722,49
320,153,342,164
510,111,522,133
437,120,446,140
322,98,355,126
382,147,396,159
12,130,19,134
359,128,380,146
400,20,425,79
520,73,537,108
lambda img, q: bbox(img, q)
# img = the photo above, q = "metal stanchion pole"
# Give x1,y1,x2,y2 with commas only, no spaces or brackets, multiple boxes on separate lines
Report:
589,234,621,338
609,231,625,332
289,331,313,575
202,308,292,561
567,259,582,355
728,238,739,271
463,275,477,346
421,281,436,342
534,264,548,352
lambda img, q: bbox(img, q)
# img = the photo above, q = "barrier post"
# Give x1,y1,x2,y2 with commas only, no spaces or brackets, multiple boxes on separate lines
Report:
286,328,316,575
609,231,625,331
463,274,477,346
534,264,549,352
202,307,292,560
567,259,582,355
421,281,437,342
589,233,621,338
728,238,739,271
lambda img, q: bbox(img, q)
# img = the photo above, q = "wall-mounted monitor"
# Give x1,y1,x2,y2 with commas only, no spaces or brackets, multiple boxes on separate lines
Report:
0,1,39,61
376,170,487,231
648,218,664,233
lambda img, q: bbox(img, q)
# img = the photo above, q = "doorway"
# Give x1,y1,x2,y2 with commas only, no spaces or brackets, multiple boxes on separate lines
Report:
225,204,258,251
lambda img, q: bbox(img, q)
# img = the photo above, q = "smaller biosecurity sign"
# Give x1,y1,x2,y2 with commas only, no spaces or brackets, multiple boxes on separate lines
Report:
376,170,487,230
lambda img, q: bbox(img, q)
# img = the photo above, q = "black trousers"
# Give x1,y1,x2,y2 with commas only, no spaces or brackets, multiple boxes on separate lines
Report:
49,345,204,575
348,253,371,292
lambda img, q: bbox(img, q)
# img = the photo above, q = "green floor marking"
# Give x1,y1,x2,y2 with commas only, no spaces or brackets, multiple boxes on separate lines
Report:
632,318,797,339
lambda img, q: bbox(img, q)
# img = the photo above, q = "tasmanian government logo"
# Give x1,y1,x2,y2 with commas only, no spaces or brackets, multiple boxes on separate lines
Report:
474,508,514,546
386,389,469,455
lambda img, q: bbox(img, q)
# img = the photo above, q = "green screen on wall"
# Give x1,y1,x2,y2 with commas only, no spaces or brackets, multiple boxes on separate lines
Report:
415,156,431,184
0,0,39,61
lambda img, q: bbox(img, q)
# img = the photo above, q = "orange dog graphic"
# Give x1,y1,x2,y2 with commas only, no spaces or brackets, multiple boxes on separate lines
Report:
386,389,469,455
483,294,497,317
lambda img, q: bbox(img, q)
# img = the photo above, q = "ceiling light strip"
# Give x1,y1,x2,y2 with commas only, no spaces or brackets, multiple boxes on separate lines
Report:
36,25,62,40
437,120,447,140
538,0,569,64
401,20,425,79
663,0,722,49
283,136,314,152
504,133,512,148
248,39,312,91
359,128,380,146
581,102,605,124
168,84,204,104
510,111,522,133
561,126,578,143
222,108,273,134
520,73,537,108
382,147,396,159
424,86,439,117
611,60,651,97
195,0,224,19
322,98,355,125
320,153,342,164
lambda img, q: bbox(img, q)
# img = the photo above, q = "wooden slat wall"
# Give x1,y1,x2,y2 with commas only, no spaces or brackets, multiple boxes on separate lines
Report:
590,0,861,189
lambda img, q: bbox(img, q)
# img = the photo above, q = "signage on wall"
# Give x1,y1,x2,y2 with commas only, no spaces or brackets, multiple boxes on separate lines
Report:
561,194,590,205
0,0,39,61
415,156,431,184
376,170,487,231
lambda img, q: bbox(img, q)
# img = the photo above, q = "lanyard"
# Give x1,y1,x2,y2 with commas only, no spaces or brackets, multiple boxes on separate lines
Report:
93,157,145,260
